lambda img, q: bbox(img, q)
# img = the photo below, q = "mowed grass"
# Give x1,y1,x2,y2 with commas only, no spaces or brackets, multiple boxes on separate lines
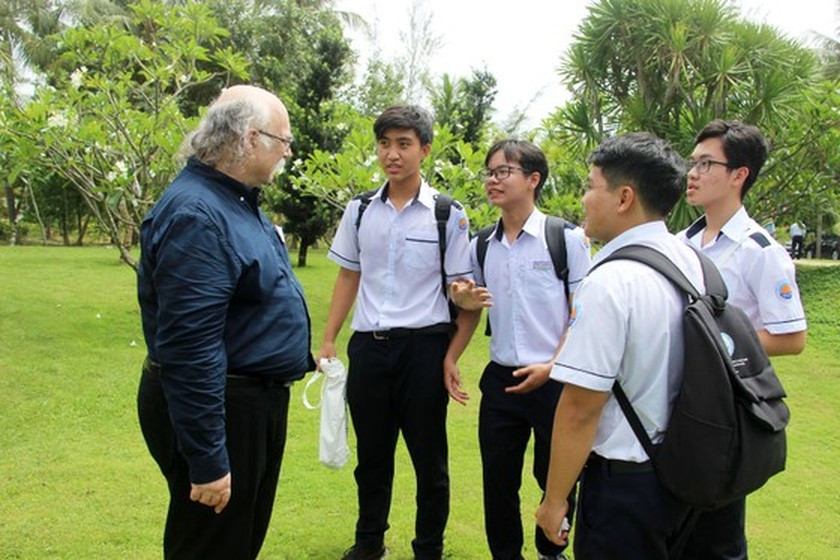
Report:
0,246,838,559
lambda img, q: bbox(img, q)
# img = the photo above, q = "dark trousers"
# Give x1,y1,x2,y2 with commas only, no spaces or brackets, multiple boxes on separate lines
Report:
137,366,291,560
478,361,574,560
791,235,804,258
346,331,450,560
681,498,747,559
574,455,695,560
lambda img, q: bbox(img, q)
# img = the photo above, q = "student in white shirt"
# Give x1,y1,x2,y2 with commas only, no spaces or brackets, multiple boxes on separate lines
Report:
448,139,591,560
319,106,474,560
679,119,807,560
535,132,702,559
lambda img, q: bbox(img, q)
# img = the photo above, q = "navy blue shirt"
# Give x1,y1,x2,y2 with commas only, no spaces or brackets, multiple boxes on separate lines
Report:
137,159,314,483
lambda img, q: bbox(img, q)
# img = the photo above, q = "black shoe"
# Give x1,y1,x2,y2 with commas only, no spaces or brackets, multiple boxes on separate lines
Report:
340,544,388,560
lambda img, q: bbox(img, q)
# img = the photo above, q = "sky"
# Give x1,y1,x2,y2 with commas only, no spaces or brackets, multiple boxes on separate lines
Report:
335,0,839,128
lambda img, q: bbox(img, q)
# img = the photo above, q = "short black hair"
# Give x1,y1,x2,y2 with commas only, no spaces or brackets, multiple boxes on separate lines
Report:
485,139,549,200
587,132,685,218
373,105,434,145
695,119,769,199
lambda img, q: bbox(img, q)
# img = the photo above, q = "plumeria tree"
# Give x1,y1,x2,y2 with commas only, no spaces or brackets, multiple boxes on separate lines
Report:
6,0,248,267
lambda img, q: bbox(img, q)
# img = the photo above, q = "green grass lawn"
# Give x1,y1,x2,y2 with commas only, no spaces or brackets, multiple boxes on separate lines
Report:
0,246,838,559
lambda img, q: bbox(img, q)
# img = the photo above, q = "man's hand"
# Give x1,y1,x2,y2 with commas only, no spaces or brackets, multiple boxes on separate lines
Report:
450,279,493,311
444,356,469,405
190,473,232,514
506,362,552,394
536,498,570,546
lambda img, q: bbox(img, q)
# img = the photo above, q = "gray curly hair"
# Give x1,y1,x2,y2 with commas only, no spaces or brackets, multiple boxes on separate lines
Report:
180,97,272,165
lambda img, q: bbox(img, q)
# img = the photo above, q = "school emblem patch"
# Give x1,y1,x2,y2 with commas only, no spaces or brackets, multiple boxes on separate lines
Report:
776,280,794,301
458,217,468,231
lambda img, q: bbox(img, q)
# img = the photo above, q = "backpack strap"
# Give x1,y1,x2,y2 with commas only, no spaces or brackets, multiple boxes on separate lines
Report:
434,193,454,299
612,381,658,460
544,216,571,308
474,223,497,336
353,188,379,230
595,244,728,463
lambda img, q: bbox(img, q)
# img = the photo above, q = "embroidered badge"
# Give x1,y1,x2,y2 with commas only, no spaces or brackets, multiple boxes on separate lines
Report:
776,280,794,301
458,217,468,231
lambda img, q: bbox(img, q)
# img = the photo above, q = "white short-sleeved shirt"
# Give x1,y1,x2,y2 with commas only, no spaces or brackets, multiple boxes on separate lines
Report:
678,207,807,334
471,209,591,366
550,221,704,462
328,181,473,331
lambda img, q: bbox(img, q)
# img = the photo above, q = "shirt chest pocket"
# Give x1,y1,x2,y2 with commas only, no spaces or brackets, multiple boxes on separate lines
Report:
403,229,439,272
527,260,559,291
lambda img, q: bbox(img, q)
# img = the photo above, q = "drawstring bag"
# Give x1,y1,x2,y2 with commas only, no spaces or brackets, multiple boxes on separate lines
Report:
302,358,349,469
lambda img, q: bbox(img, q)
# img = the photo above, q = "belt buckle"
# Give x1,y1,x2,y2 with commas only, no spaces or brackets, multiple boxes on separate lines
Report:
372,330,389,341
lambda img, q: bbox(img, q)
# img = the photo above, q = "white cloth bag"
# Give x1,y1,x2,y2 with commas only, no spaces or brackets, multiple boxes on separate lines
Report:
302,358,349,469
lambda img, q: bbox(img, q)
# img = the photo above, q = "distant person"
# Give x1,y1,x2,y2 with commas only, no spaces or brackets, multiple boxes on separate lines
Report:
789,221,805,258
318,105,474,560
679,119,807,559
448,139,591,560
137,85,315,559
535,132,700,558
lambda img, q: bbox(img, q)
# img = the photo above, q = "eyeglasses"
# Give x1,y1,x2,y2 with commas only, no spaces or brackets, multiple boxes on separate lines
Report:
480,165,524,182
688,159,736,174
258,129,294,147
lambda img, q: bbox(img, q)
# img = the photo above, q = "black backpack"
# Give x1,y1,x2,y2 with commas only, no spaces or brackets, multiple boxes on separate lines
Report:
354,188,456,311
475,216,572,335
595,244,789,508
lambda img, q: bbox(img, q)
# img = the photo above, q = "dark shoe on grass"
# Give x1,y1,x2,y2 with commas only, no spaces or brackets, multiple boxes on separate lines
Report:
340,543,388,560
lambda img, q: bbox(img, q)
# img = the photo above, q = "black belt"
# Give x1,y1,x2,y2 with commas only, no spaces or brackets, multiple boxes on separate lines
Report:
361,322,452,341
143,357,293,388
587,453,654,474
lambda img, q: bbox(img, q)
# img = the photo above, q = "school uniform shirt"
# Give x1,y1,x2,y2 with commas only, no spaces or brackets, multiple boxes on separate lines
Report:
678,206,807,334
550,222,704,462
328,180,473,331
471,209,591,366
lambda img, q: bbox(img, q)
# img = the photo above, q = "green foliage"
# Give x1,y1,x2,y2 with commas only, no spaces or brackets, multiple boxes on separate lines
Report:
544,0,836,231
4,0,249,265
430,69,498,145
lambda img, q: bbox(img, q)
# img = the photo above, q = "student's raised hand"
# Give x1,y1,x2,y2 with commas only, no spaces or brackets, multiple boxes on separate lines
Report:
449,279,493,311
506,362,552,394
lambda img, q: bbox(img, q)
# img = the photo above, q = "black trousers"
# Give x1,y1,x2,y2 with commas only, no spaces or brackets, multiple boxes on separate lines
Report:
346,331,450,560
681,498,747,559
574,455,695,560
137,366,291,560
478,361,574,560
791,235,804,258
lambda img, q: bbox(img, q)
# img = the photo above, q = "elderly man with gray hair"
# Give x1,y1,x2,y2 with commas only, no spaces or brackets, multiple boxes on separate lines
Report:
137,85,315,559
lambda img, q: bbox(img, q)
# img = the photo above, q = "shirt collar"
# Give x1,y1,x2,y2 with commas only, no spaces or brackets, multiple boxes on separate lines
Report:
376,179,433,208
492,208,544,242
592,221,670,266
719,206,751,242
186,158,260,208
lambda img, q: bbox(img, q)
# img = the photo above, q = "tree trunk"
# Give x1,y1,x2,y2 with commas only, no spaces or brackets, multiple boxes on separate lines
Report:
297,240,309,267
4,185,16,225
